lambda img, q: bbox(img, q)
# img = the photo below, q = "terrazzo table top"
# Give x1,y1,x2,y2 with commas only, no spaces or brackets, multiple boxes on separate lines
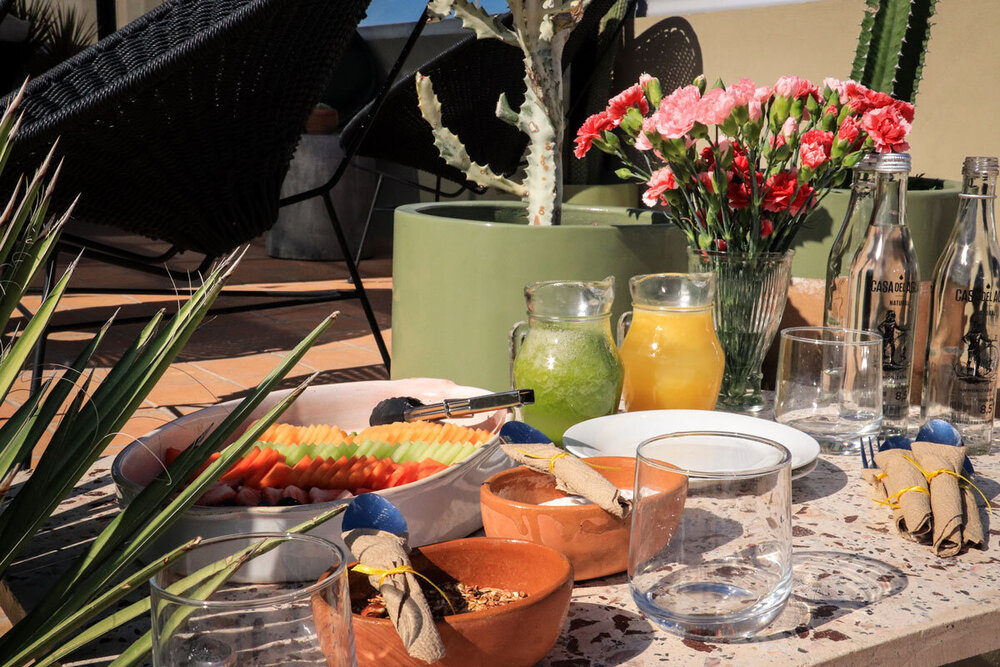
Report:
4,449,1000,666
542,451,1000,667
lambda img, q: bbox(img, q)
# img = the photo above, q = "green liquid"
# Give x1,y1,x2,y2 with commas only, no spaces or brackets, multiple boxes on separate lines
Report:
512,320,623,444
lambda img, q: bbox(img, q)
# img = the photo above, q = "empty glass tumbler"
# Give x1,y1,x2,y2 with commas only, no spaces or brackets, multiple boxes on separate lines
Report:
775,327,883,454
150,532,355,667
629,432,793,640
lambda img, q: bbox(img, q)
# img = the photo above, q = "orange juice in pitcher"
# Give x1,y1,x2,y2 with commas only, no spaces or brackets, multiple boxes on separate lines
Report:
619,273,725,411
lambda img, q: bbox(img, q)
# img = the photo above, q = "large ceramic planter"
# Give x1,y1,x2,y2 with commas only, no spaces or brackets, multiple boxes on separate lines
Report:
391,201,686,391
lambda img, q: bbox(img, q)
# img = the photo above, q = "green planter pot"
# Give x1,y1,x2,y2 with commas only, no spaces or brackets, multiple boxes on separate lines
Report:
793,180,961,279
391,201,686,391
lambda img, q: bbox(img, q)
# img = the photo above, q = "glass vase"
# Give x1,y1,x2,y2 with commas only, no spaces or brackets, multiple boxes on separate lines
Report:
688,249,794,412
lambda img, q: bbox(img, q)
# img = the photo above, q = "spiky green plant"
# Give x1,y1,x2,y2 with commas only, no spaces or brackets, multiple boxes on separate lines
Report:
11,0,97,76
851,0,937,105
417,0,595,226
0,88,343,665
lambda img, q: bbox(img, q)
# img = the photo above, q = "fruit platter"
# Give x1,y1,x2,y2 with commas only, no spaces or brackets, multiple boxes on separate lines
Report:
112,378,512,556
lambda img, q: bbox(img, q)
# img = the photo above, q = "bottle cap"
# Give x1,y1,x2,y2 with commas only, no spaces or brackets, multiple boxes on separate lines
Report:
963,156,999,176
854,153,879,171
874,152,911,173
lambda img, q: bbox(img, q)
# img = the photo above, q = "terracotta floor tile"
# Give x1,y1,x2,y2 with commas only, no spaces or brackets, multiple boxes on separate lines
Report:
15,233,394,461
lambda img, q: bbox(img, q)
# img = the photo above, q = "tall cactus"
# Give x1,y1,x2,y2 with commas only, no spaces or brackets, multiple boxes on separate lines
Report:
851,0,937,105
417,0,593,226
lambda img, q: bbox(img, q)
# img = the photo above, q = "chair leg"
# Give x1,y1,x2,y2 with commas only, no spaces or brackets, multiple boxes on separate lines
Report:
30,251,58,395
349,173,384,283
321,191,391,374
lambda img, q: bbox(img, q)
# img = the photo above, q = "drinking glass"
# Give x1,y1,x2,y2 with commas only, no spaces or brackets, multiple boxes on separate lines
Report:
629,432,792,640
774,326,883,455
150,532,355,666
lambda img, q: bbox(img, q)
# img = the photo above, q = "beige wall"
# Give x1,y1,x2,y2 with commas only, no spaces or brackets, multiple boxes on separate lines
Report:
637,0,1000,181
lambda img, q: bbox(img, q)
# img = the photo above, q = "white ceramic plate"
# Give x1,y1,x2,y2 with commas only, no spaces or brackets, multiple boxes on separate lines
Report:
562,410,821,478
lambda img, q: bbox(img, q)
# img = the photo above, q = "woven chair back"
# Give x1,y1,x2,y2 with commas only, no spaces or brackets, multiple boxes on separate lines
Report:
0,0,370,255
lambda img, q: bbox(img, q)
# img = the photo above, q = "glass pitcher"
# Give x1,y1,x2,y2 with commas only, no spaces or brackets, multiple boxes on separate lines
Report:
510,277,623,444
618,273,725,411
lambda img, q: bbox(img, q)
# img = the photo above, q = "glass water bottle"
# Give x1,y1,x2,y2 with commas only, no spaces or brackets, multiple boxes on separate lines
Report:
824,154,878,328
845,153,919,435
921,156,1000,454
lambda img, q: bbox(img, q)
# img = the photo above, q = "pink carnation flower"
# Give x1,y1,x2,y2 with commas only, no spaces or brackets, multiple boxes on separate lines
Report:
574,111,614,158
774,75,816,100
696,87,738,126
749,86,772,121
822,77,845,97
799,129,834,168
653,85,701,139
782,116,800,139
726,78,757,106
642,166,678,207
606,84,650,127
862,105,912,152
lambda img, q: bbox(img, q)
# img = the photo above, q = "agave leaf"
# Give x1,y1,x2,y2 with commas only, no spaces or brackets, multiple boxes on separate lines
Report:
1,537,203,667
0,83,26,176
0,379,49,483
0,143,59,274
33,502,349,667
0,256,75,404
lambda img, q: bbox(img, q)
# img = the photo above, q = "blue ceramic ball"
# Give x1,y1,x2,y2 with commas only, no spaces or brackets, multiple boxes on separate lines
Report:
916,419,963,446
878,435,912,452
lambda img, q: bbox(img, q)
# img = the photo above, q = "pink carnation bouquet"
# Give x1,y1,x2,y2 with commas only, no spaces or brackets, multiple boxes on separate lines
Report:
575,75,914,254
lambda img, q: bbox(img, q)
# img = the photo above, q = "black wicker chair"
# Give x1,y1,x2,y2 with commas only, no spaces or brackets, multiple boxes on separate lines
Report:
0,0,414,372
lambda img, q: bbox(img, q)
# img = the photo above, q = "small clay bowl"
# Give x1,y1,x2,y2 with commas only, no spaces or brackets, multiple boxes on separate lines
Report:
480,456,642,581
313,537,572,667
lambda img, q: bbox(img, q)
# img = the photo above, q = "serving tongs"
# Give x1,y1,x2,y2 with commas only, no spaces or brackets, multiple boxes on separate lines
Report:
369,389,534,426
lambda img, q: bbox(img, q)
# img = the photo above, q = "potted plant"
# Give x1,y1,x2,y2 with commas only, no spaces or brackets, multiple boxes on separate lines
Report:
390,0,684,392
577,73,915,410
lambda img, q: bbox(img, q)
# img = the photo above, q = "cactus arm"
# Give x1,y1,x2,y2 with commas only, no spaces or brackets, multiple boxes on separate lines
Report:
894,0,936,104
415,72,528,196
851,0,936,104
850,0,879,82
428,0,517,45
496,93,520,127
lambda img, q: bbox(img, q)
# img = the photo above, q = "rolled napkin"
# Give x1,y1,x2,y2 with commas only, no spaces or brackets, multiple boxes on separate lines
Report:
872,448,932,541
343,528,445,664
910,441,984,556
500,443,631,518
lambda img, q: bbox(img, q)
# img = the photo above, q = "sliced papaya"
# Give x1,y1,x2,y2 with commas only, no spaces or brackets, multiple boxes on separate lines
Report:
244,448,282,489
259,461,293,489
220,447,261,483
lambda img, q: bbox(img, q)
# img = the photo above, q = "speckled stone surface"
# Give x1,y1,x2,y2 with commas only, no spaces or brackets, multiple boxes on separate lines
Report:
542,450,1000,667
5,445,1000,666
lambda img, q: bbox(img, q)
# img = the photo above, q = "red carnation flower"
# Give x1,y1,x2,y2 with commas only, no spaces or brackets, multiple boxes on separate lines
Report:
763,171,814,216
606,84,650,127
862,105,911,153
799,128,834,168
574,111,614,158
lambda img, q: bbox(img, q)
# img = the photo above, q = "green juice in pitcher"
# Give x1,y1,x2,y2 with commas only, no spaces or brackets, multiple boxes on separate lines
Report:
511,278,623,444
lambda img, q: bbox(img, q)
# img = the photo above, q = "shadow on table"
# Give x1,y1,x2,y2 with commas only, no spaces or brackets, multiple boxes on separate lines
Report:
752,550,908,642
792,458,849,504
550,601,656,665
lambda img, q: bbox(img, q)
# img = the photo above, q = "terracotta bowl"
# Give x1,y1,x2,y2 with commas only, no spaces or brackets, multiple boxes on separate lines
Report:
480,456,634,581
313,537,573,667
480,456,684,581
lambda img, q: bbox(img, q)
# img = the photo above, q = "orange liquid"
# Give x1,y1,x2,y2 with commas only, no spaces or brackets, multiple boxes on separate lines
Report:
620,307,725,411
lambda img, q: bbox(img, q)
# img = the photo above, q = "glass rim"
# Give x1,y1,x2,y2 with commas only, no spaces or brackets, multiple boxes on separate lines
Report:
780,326,882,345
149,532,346,609
628,271,716,285
636,430,792,479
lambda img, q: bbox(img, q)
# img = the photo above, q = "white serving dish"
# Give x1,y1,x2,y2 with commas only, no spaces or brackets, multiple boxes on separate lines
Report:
112,378,512,561
562,409,821,479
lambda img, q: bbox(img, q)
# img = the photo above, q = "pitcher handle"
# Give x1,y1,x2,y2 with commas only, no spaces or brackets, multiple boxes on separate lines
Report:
617,311,632,347
509,320,529,390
